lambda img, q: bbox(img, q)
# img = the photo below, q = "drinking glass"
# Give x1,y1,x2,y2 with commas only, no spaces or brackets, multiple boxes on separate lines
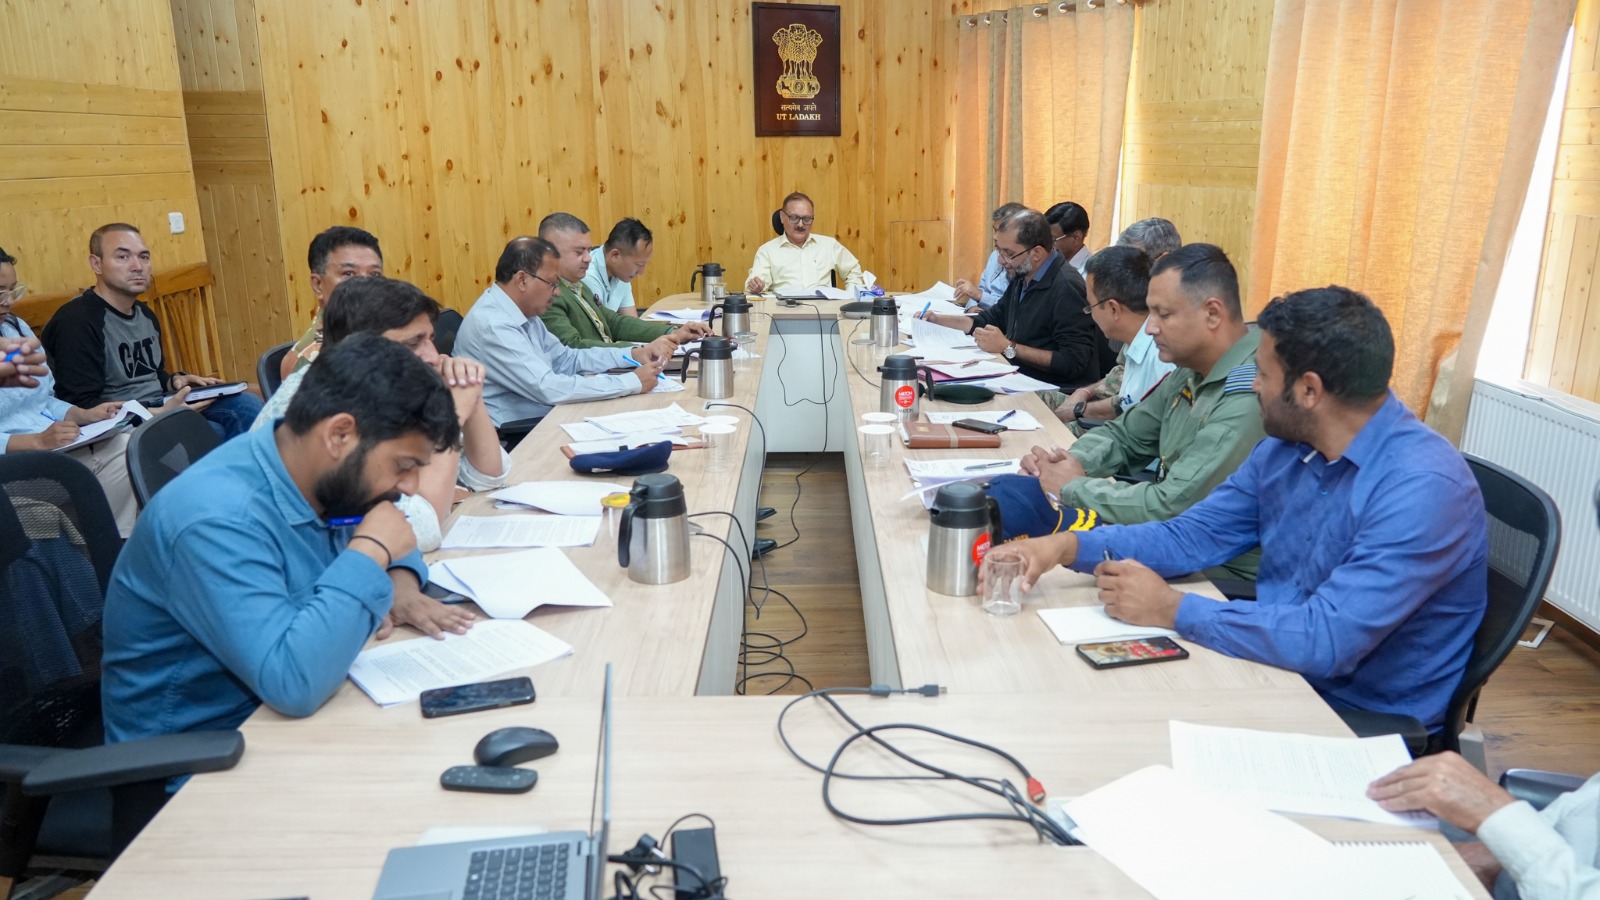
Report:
980,547,1025,617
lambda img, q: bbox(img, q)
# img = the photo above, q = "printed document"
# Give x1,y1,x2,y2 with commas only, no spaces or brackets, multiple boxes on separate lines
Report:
1036,605,1179,644
926,409,1041,431
440,515,602,550
428,548,611,619
491,481,629,517
348,619,574,706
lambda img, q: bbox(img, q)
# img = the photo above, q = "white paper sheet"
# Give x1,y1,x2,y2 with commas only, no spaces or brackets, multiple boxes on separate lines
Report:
430,548,612,619
926,409,1042,431
984,371,1061,393
491,482,628,516
1168,721,1437,828
908,347,995,364
812,286,855,300
907,316,978,351
926,360,1018,380
904,458,1022,482
1035,605,1180,644
1058,765,1337,900
440,515,602,550
1307,843,1472,900
583,403,706,435
347,619,574,706
648,375,686,394
53,412,132,452
895,281,958,304
123,399,155,421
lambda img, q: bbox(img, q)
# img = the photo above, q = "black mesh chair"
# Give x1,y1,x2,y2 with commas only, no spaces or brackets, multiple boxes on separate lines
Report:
125,407,222,508
1336,454,1561,757
434,309,464,356
257,340,294,401
0,453,242,892
496,417,543,451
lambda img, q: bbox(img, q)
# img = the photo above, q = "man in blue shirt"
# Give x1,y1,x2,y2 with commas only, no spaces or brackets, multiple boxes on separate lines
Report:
101,334,461,742
954,202,1025,310
997,286,1487,731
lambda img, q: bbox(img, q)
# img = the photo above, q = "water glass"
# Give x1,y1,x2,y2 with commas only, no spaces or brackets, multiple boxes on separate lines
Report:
980,547,1025,617
700,423,738,472
733,331,756,371
858,423,895,470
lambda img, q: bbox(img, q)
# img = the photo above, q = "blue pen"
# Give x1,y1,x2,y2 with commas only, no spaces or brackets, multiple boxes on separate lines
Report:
919,301,931,319
997,409,1017,424
39,410,60,422
328,516,363,527
3,349,26,364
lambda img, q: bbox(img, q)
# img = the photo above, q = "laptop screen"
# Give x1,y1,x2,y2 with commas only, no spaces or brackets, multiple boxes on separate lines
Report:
587,664,612,899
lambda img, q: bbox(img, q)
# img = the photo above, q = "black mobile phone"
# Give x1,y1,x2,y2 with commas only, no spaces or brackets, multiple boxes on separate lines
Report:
953,418,1007,435
419,677,536,718
1075,637,1190,669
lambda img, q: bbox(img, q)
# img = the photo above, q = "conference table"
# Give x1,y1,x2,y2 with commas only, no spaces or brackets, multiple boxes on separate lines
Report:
87,295,1487,898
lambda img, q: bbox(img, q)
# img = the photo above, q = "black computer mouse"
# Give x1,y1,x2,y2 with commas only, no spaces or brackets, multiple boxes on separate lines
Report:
474,726,559,768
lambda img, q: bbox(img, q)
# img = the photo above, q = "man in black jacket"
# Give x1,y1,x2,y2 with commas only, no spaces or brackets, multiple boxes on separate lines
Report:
922,209,1108,390
41,223,263,440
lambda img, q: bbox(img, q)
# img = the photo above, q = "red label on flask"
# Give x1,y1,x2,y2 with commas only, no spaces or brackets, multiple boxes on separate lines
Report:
972,533,992,565
894,385,915,408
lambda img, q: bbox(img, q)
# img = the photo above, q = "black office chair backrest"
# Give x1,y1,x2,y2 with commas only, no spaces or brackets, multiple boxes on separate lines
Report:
434,308,464,356
1444,455,1562,751
125,407,222,508
257,340,294,401
0,452,121,749
771,209,784,235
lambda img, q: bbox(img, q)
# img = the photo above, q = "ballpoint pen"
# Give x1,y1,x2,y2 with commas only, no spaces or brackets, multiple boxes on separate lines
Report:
997,409,1017,423
963,460,1013,471
328,516,363,527
959,359,982,368
39,410,60,422
919,301,931,320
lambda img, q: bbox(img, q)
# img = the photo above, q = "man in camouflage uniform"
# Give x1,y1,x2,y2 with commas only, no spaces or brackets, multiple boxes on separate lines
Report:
991,244,1264,581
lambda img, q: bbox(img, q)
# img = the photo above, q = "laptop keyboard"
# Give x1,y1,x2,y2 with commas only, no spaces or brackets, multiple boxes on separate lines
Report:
462,843,572,900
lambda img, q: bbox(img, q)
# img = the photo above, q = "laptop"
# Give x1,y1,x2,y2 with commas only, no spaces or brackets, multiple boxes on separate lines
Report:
372,665,613,900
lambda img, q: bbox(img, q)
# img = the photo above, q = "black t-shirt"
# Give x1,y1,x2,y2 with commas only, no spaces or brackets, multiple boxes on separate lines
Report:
40,289,172,406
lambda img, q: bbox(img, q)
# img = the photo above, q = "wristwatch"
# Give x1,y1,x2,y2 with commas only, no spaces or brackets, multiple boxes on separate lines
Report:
1002,342,1016,360
1073,400,1088,420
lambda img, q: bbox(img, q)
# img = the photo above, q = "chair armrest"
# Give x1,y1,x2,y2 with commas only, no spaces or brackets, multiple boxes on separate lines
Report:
20,730,244,796
0,745,57,783
1331,706,1429,758
1500,768,1587,812
1207,578,1259,601
1077,417,1109,431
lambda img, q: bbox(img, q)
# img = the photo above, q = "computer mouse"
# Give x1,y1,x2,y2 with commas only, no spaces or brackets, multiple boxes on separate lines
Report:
474,726,559,768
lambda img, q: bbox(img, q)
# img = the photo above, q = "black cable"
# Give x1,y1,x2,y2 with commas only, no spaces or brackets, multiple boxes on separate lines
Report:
775,687,1078,846
689,510,810,695
691,530,751,695
701,400,767,464
770,455,818,552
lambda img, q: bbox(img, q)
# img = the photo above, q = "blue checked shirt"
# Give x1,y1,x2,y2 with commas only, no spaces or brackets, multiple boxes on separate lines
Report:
1074,392,1488,730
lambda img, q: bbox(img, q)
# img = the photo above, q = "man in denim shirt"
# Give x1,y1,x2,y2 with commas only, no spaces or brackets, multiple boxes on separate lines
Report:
998,286,1487,732
102,335,461,743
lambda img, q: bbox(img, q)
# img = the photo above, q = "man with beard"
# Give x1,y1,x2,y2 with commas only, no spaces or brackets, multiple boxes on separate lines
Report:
919,209,1104,390
990,287,1488,735
101,334,461,745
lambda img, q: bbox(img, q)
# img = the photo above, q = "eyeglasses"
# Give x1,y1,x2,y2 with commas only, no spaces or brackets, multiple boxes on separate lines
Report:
1083,297,1115,315
0,283,26,303
523,271,559,290
784,214,815,226
997,245,1030,264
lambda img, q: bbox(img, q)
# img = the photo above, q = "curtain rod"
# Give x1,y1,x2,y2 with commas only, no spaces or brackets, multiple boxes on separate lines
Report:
959,0,1141,27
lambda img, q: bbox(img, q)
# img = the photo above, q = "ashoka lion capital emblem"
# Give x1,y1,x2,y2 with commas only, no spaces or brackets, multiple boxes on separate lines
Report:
772,23,823,99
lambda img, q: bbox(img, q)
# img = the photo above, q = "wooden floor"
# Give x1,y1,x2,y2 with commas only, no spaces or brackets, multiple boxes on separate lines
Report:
750,453,1600,780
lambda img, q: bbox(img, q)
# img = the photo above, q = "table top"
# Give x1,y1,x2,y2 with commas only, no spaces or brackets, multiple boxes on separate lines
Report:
91,692,1485,899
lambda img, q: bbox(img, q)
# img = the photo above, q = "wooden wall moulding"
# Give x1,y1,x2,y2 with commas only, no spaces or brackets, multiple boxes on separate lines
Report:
752,3,842,137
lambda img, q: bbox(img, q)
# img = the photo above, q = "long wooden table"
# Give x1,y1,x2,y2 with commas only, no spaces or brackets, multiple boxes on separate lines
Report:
87,298,1487,897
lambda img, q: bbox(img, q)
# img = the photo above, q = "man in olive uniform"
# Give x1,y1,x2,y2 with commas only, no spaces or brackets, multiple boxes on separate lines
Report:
989,244,1264,582
535,212,708,352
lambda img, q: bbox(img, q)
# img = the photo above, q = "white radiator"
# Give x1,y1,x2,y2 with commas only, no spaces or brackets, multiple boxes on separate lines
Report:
1462,378,1600,637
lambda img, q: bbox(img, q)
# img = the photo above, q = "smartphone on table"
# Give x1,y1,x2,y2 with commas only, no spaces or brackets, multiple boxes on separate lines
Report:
952,418,1007,435
419,676,536,718
1075,636,1190,669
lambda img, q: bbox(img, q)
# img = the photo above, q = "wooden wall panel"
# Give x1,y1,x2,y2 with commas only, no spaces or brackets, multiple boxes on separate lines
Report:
255,0,956,331
172,0,292,382
1527,0,1600,403
1119,0,1274,295
0,2,205,304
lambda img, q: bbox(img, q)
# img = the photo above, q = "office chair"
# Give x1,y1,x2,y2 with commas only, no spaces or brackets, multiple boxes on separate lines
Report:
496,417,543,451
433,309,464,356
257,340,294,401
125,407,222,508
0,453,243,895
1335,454,1561,759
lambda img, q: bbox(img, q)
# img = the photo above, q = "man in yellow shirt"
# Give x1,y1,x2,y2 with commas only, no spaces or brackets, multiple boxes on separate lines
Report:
746,192,863,294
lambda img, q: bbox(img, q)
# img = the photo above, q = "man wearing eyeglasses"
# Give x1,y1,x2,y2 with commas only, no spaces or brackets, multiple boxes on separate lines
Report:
1054,245,1176,435
745,192,863,295
455,237,667,428
1046,202,1093,277
920,210,1106,390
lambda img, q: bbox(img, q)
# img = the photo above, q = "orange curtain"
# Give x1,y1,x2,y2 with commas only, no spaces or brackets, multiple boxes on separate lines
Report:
952,3,1134,281
1248,0,1575,433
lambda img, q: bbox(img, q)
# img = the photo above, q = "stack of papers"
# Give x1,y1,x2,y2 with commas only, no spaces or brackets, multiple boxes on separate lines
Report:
900,457,1020,508
675,340,761,360
910,347,995,364
983,371,1061,394
582,403,706,435
925,360,1018,382
1036,605,1179,644
347,619,573,706
906,316,977,351
491,481,628,516
53,399,156,452
895,281,959,304
1054,765,1465,899
440,515,601,550
427,548,612,619
926,409,1042,431
1167,721,1437,828
644,307,713,322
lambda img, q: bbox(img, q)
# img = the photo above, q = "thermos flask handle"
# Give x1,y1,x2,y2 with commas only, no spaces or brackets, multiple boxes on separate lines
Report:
690,271,700,292
680,349,700,383
617,501,637,569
